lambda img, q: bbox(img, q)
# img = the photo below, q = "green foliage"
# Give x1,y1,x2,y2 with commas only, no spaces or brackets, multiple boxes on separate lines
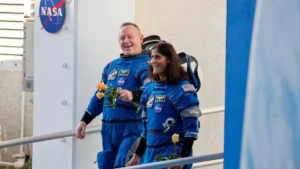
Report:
104,86,119,108
104,85,144,110
154,154,165,161
155,143,180,162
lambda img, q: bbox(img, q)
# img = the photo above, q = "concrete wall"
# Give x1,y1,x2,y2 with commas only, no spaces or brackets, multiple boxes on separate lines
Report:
0,62,34,163
135,0,226,167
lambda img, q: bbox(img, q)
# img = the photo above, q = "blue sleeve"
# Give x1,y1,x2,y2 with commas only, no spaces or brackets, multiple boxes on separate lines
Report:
135,61,151,85
139,82,151,93
169,83,202,139
140,84,152,139
85,63,111,118
141,110,147,139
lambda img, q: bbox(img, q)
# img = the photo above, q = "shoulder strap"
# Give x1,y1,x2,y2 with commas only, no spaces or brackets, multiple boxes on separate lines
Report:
187,55,201,91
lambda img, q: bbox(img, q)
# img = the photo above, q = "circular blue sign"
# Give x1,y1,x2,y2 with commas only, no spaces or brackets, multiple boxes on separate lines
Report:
39,0,65,33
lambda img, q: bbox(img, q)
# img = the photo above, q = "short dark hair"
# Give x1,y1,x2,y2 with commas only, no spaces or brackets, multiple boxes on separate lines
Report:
120,22,140,32
149,42,189,85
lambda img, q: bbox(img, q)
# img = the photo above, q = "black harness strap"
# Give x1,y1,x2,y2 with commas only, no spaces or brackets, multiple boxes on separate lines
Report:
146,140,184,148
147,130,184,137
102,119,142,123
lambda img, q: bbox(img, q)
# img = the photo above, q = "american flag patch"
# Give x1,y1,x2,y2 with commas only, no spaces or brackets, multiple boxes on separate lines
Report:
182,84,196,91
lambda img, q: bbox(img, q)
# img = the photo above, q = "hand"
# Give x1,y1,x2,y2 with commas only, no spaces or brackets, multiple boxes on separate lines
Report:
76,121,87,139
118,88,133,102
168,165,184,169
126,154,140,167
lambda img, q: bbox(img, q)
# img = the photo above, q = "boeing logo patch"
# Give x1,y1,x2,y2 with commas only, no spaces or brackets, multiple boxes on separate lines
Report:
118,69,130,76
155,95,166,102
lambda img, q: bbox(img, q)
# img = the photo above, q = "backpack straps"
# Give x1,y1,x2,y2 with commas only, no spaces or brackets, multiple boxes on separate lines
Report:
187,55,201,91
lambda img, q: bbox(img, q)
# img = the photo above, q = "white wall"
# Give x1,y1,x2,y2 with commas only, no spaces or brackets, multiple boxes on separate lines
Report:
33,0,76,169
135,0,226,167
75,1,135,169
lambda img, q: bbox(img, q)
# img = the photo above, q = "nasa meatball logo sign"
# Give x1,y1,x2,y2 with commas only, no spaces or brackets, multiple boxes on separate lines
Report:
39,0,65,33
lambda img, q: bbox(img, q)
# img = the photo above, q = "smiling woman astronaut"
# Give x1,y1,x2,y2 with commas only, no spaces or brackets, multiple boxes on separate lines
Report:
125,42,202,169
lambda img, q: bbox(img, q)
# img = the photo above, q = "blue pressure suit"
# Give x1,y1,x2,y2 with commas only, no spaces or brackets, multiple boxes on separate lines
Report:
140,80,201,169
86,52,151,168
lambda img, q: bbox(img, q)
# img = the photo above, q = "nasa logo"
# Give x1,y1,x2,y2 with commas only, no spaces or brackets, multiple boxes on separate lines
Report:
155,104,164,113
118,77,126,87
39,0,65,33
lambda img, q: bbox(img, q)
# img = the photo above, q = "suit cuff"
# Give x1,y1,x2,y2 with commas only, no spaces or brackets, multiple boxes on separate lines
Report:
132,89,144,102
135,137,147,157
81,111,94,125
180,137,196,158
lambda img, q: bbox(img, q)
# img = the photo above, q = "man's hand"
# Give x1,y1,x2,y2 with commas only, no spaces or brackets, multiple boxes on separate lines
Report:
76,121,87,139
126,154,140,167
118,88,133,102
168,165,184,169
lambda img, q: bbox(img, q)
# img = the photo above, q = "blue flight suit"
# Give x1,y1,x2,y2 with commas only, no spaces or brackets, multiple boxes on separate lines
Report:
86,53,151,168
140,81,201,169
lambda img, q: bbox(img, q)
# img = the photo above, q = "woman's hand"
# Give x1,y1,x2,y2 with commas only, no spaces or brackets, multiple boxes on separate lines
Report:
168,165,184,169
126,154,141,167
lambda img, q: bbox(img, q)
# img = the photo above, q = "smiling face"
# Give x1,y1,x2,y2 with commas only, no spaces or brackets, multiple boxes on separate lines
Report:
118,25,143,55
150,48,169,76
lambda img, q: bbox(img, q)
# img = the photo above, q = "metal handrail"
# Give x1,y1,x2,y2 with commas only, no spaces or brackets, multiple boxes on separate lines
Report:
119,153,223,169
202,106,224,115
0,126,101,148
0,161,14,167
0,106,224,149
192,159,223,168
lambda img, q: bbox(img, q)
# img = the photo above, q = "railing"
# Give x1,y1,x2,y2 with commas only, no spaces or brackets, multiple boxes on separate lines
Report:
193,159,223,168
120,153,224,169
0,106,224,149
0,106,224,168
0,125,102,149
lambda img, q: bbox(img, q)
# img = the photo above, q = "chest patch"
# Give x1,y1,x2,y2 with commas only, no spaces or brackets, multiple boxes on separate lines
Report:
182,84,196,92
155,104,164,113
118,77,126,87
155,95,166,102
108,69,118,81
147,95,154,108
118,69,130,76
